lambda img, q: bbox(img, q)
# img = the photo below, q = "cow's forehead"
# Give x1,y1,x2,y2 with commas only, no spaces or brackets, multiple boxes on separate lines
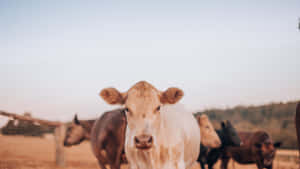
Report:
125,81,161,112
126,90,160,112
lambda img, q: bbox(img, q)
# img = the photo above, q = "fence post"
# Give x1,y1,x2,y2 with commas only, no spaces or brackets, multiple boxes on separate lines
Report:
54,124,66,167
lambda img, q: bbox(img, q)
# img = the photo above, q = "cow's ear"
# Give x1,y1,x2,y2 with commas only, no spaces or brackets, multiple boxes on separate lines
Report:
100,88,126,105
274,142,282,148
74,114,80,125
160,87,184,104
221,121,226,128
196,115,201,125
255,143,262,149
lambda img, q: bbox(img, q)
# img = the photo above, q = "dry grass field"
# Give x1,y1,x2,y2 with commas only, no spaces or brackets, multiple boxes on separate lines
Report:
0,134,298,169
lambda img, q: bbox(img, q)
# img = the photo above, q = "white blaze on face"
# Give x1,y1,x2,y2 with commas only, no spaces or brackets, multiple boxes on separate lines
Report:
124,87,161,148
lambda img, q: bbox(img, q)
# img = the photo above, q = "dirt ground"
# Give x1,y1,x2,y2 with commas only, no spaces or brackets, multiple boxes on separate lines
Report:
0,134,298,169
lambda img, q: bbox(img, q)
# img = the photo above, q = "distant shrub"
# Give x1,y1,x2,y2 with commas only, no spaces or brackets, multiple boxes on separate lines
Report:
1,113,54,137
195,100,299,149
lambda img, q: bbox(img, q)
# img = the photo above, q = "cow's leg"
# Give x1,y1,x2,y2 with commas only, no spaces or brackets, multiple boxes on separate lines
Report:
199,161,205,169
255,161,264,169
265,164,273,169
111,144,123,169
207,155,220,169
220,157,230,169
207,163,214,169
111,153,121,169
97,160,107,169
207,150,221,169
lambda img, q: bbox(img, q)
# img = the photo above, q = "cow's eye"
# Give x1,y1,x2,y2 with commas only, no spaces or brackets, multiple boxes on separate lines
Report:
124,108,132,116
156,106,161,111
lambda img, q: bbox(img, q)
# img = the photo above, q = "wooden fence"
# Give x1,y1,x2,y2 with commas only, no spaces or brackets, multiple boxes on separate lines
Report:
0,111,66,167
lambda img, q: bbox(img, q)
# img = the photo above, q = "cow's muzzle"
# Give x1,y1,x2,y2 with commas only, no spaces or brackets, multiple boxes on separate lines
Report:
134,134,153,150
64,140,71,147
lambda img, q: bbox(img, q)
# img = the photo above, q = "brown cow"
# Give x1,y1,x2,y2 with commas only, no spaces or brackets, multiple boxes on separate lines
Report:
90,108,127,169
221,131,281,169
295,101,300,166
64,114,94,146
100,81,201,169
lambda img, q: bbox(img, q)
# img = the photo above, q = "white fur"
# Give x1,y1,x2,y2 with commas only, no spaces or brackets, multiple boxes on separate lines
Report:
125,104,201,169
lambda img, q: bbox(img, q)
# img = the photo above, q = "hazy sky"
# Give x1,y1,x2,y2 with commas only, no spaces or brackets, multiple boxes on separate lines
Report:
0,0,300,125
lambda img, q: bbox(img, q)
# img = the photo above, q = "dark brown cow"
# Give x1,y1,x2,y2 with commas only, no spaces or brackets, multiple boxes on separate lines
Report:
90,108,127,169
221,131,281,169
295,102,300,165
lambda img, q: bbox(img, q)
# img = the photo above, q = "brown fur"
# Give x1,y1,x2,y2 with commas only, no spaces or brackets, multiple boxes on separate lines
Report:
90,109,127,169
295,102,300,162
222,131,281,169
64,115,94,146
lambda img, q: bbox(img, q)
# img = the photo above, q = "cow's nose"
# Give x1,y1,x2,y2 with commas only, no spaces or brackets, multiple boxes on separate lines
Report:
63,141,68,146
63,140,70,147
271,149,275,154
215,140,221,147
134,135,153,150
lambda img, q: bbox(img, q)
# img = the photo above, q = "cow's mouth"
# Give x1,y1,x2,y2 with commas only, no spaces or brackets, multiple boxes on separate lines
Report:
263,154,274,166
63,141,72,147
135,144,152,150
263,159,273,166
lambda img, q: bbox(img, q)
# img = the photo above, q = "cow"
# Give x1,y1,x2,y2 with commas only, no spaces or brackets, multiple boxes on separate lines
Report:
197,120,241,169
64,114,94,146
221,131,282,169
99,81,200,169
295,101,300,168
90,108,127,169
196,114,221,148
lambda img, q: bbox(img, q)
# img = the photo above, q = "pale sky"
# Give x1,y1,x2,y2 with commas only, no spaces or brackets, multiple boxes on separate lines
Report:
0,0,300,126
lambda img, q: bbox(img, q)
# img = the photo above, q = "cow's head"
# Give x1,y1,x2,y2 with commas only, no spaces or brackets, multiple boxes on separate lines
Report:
100,81,183,150
221,120,241,146
196,114,221,148
63,115,87,147
255,140,281,166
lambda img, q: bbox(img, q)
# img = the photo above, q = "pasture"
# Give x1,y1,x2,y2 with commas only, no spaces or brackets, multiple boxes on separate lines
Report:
0,134,297,169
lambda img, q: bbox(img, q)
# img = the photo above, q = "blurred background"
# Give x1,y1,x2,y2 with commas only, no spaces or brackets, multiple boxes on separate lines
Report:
0,1,300,168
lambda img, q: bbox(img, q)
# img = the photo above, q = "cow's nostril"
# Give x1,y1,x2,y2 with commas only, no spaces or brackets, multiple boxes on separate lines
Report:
147,136,153,144
134,136,140,144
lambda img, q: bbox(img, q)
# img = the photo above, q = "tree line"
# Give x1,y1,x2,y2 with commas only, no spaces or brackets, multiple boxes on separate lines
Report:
195,100,299,149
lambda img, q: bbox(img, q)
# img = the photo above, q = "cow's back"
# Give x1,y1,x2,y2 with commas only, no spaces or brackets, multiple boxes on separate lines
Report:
160,105,200,169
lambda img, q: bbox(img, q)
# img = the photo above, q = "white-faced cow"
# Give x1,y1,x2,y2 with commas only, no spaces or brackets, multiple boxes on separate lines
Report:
100,81,201,169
